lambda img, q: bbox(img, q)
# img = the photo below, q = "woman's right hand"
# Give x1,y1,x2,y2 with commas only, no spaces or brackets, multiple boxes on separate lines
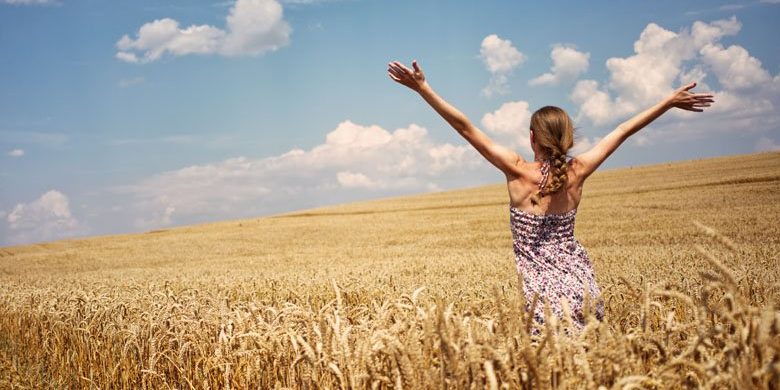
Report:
665,82,715,112
387,60,428,92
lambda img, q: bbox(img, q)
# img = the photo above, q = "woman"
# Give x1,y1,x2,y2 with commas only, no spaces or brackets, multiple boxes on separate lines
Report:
387,59,714,334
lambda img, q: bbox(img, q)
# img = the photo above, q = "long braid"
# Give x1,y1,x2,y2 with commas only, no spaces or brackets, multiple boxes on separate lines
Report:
544,150,569,195
528,106,574,207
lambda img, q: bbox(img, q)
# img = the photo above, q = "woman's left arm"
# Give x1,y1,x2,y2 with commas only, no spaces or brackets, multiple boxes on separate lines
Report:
388,60,523,178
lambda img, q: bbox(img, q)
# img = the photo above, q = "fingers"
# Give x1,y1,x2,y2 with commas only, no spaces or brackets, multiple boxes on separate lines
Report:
387,63,408,80
682,81,697,91
388,65,405,79
678,102,706,112
693,95,714,106
387,60,420,78
388,62,407,75
394,61,414,75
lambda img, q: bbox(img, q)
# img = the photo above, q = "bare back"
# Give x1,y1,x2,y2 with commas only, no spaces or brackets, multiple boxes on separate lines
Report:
506,158,585,215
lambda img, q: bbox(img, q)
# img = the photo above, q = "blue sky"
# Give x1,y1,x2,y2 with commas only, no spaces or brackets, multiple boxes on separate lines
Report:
1,0,779,245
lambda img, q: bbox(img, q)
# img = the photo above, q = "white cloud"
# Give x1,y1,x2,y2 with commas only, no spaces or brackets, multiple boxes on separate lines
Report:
678,65,710,91
427,143,477,174
569,16,779,146
529,45,590,86
221,0,292,56
755,137,780,152
570,136,596,156
116,0,290,63
480,34,525,74
116,120,489,230
336,171,377,189
5,190,84,245
7,149,24,157
570,79,616,127
480,34,525,97
480,100,533,156
699,43,772,90
115,52,140,63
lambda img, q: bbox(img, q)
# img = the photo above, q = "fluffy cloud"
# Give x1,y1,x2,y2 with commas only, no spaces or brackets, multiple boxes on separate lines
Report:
569,16,779,146
5,190,83,244
117,120,490,230
7,149,24,157
480,100,533,155
699,43,772,90
337,171,378,189
569,80,609,126
480,34,525,97
529,45,590,86
116,0,290,63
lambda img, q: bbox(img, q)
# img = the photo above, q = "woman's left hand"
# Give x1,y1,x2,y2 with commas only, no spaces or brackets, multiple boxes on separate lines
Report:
387,60,427,92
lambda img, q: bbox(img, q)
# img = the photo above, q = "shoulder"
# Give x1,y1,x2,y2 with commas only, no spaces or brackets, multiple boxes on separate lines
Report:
505,157,538,181
567,157,582,171
566,157,586,186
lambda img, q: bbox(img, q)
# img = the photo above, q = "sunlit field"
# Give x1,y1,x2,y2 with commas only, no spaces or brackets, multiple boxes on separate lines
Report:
1,152,779,389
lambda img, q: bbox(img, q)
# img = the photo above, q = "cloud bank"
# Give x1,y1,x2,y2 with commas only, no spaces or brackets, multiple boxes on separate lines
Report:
116,120,491,229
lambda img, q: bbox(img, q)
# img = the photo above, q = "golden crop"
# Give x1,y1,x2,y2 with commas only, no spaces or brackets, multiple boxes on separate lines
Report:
1,151,778,389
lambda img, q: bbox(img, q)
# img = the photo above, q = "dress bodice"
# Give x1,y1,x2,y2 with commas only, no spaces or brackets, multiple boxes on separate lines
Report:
509,205,577,246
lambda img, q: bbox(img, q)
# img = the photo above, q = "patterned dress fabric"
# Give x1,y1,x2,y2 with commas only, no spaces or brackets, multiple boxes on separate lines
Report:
510,205,605,334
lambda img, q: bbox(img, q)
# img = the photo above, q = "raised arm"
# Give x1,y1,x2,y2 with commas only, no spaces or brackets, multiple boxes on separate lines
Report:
572,82,714,181
387,60,523,178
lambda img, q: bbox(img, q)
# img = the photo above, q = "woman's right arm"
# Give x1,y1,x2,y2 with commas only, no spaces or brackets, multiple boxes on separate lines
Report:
572,82,714,181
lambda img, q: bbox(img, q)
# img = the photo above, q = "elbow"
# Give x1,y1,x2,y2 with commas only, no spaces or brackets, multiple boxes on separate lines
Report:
452,118,472,135
614,123,632,140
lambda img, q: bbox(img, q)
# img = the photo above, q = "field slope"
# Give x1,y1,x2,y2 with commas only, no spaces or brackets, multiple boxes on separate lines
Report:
1,151,779,388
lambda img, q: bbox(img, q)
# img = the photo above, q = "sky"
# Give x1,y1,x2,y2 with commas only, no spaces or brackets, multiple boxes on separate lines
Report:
1,0,779,246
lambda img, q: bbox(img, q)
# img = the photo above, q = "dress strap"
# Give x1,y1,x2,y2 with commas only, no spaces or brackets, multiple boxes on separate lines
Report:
538,159,551,196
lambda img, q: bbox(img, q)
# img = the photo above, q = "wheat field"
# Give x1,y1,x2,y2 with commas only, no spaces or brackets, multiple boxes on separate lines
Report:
1,151,779,389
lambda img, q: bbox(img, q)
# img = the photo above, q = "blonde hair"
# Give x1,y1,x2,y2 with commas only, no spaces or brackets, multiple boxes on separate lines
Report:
529,106,574,206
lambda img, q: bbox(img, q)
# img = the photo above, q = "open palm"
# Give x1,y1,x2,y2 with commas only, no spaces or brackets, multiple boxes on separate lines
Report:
387,60,427,92
667,82,715,112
